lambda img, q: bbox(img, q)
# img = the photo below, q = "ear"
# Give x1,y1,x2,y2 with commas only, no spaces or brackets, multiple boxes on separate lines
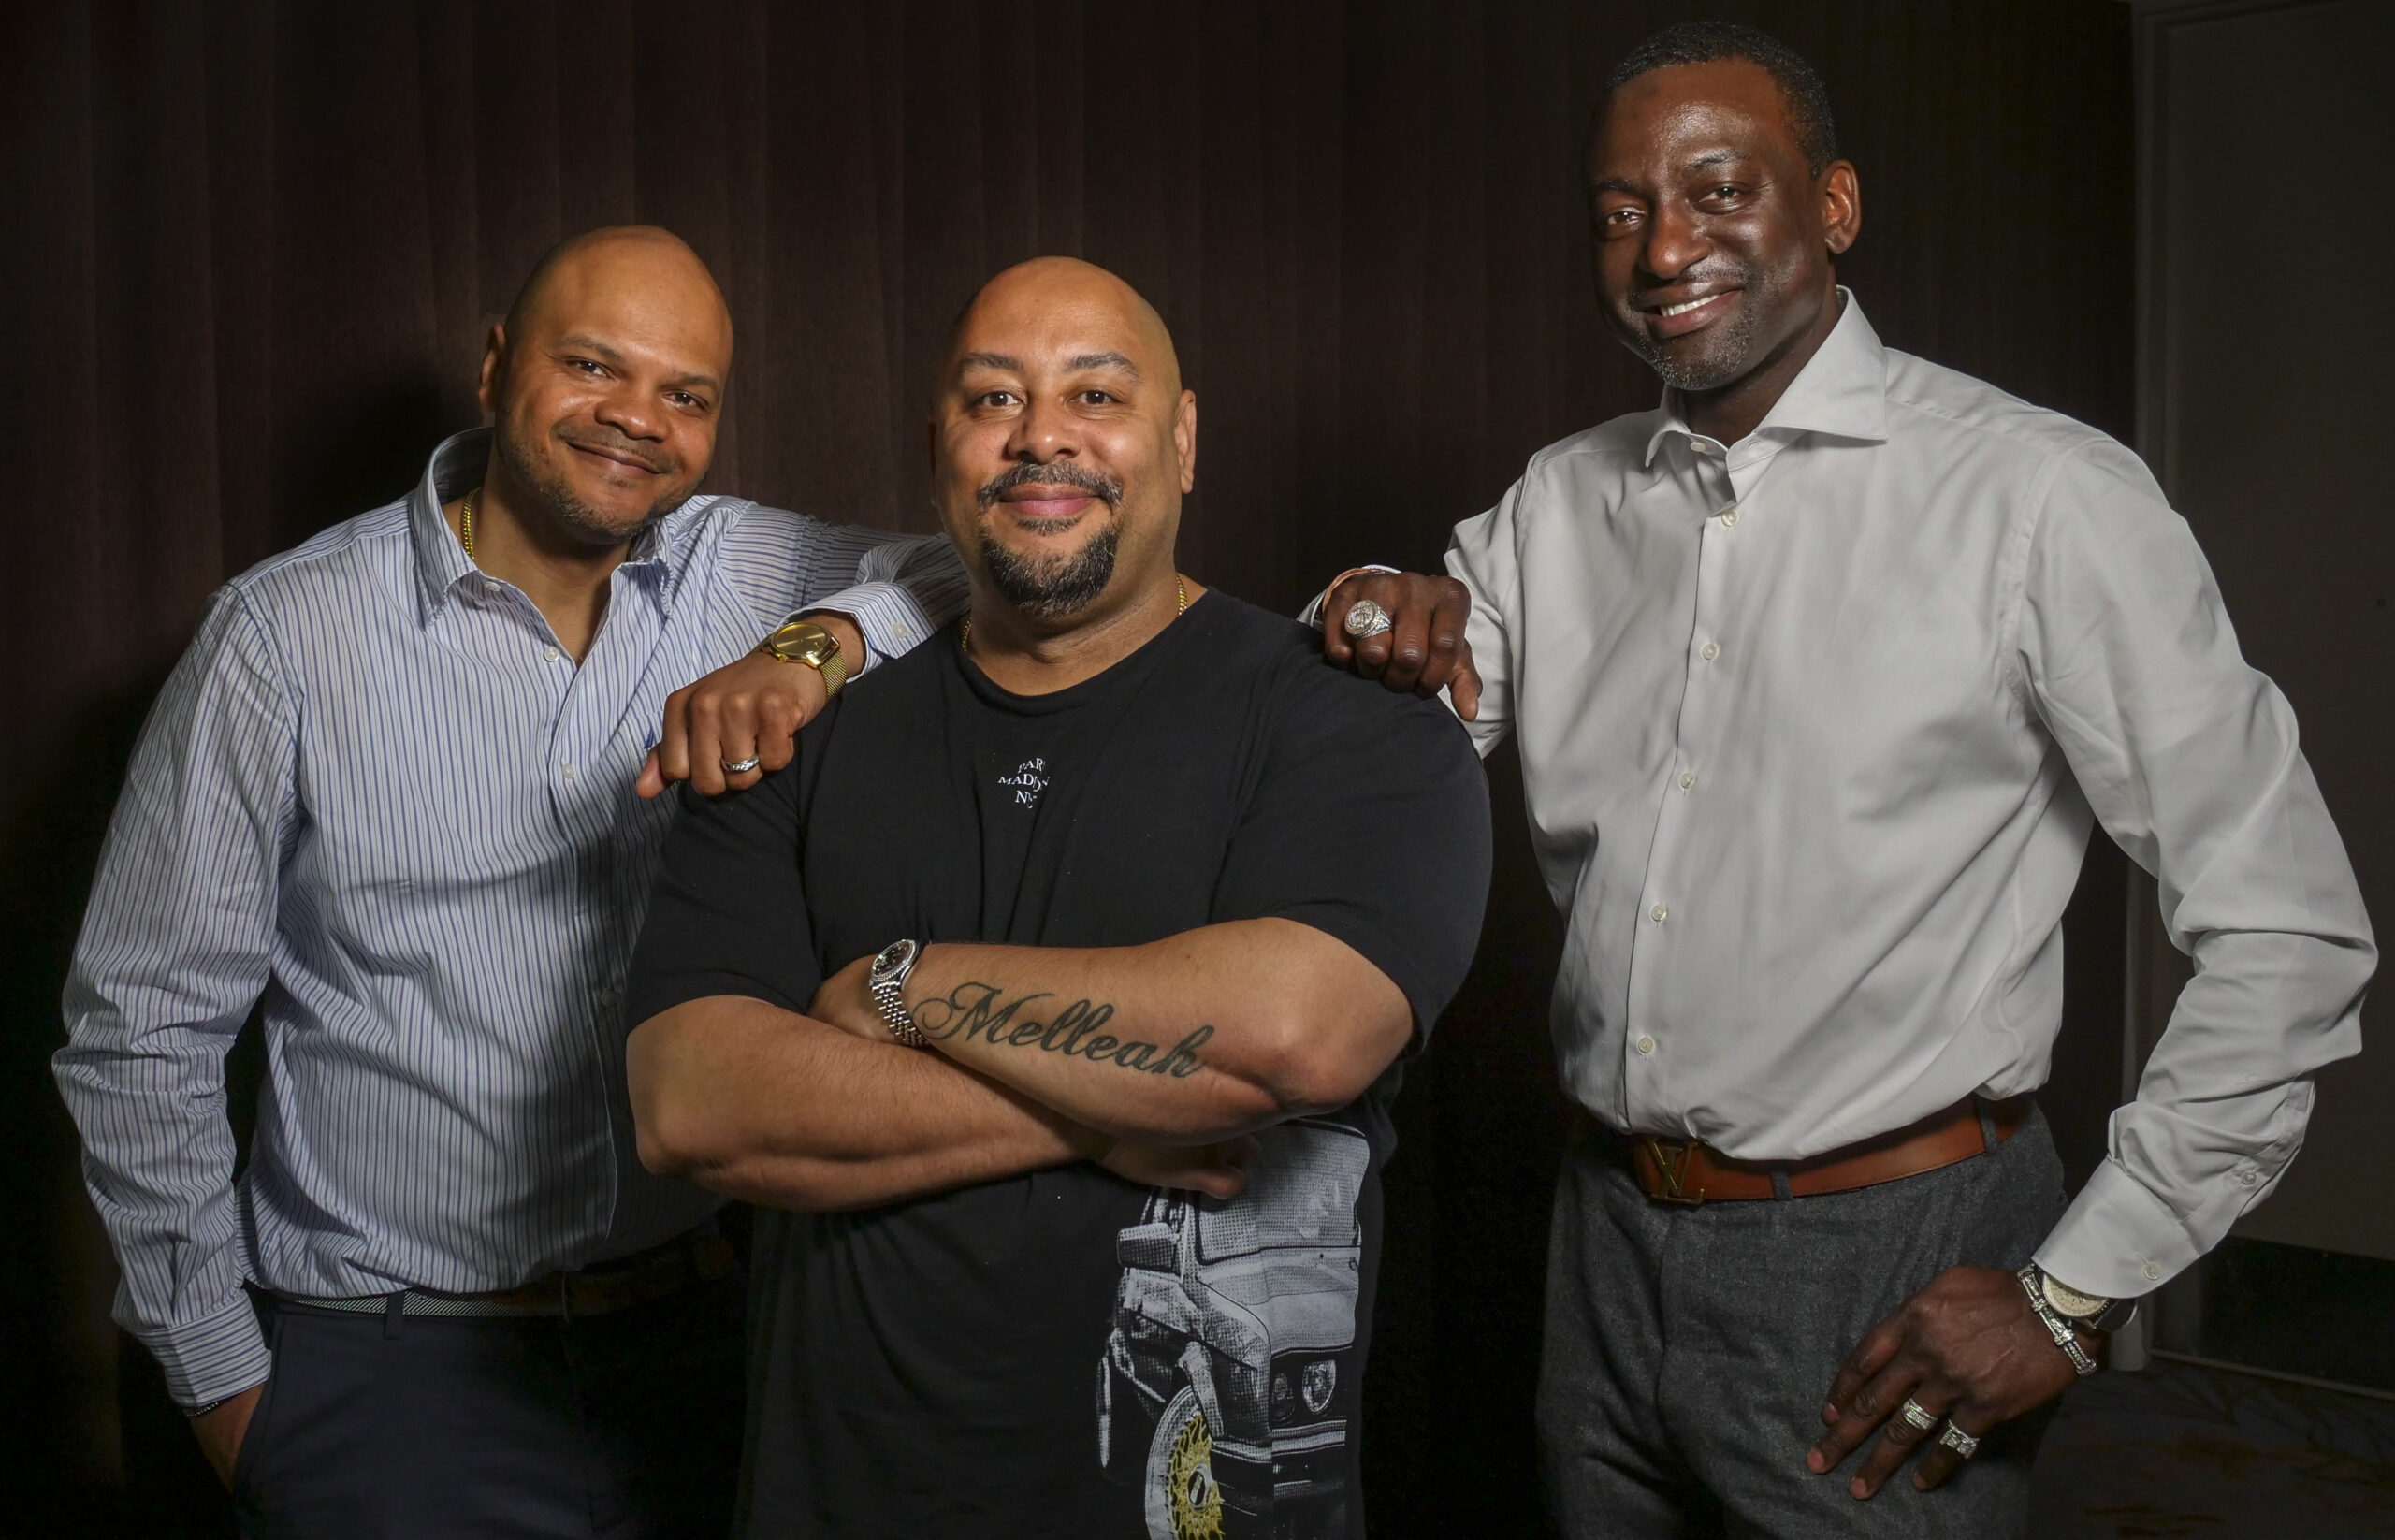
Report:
1175,389,1199,495
477,323,507,418
1821,160,1862,255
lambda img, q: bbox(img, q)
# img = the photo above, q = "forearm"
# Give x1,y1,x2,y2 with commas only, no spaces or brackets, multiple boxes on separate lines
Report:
898,918,1410,1142
790,532,967,671
628,995,1101,1210
53,1019,267,1403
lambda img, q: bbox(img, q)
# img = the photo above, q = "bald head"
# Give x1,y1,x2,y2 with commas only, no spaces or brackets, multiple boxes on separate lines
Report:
930,256,1197,631
477,225,733,548
502,226,732,385
938,257,1183,408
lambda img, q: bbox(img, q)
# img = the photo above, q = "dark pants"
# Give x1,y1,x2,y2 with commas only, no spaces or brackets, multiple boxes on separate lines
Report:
232,1271,746,1539
1538,1105,2068,1539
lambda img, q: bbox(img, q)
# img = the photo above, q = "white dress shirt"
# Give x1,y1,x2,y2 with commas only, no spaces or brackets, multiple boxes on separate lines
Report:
1446,294,2372,1298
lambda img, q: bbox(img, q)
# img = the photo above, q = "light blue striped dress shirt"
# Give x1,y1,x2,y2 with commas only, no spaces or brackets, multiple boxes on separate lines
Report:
55,429,968,1407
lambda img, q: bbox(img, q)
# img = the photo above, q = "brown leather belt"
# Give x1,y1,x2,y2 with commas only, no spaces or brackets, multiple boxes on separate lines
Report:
282,1227,737,1320
1613,1095,2029,1205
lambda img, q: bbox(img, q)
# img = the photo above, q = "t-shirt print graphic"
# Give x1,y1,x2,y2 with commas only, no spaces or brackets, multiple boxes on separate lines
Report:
998,756,1050,808
1095,1118,1372,1540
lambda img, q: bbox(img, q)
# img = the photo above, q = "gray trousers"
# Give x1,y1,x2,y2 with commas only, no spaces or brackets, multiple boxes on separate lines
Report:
1537,1105,2068,1539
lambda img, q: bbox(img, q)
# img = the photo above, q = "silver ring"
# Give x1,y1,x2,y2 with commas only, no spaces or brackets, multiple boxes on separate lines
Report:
720,755,762,775
1897,1399,1938,1434
1342,599,1394,639
1937,1424,1981,1460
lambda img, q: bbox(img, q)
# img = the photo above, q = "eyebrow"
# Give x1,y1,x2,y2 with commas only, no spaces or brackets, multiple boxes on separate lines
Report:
1589,150,1754,196
955,349,1142,380
555,332,721,392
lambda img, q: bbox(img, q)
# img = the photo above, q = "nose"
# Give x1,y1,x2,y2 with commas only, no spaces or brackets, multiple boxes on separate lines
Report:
1003,392,1079,465
590,380,667,443
1640,197,1712,285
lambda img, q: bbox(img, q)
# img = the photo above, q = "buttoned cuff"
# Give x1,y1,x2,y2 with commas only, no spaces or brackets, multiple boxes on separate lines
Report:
142,1293,272,1410
2032,1156,2199,1300
794,580,936,676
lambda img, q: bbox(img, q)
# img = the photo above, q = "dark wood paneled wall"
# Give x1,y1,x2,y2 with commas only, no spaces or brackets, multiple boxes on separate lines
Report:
1,3,2133,1533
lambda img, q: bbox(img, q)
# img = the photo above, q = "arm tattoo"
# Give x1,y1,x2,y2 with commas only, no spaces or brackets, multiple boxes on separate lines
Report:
912,981,1212,1078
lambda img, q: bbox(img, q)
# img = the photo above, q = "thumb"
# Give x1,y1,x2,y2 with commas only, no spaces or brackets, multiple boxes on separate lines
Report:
635,748,666,799
1450,662,1482,722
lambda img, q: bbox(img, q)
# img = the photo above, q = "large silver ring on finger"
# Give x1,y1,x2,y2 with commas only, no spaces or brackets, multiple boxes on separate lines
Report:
720,754,762,775
1897,1399,1938,1435
1937,1424,1981,1460
1343,599,1394,639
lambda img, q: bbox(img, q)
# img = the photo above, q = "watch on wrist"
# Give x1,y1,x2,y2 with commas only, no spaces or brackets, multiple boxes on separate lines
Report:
756,617,849,697
2028,1263,2141,1334
867,938,928,1049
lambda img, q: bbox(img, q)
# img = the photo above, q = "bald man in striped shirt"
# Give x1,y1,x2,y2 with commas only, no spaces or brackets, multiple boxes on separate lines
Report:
55,227,965,1538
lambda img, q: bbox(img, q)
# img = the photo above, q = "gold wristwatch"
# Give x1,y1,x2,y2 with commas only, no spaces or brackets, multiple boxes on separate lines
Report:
756,617,849,697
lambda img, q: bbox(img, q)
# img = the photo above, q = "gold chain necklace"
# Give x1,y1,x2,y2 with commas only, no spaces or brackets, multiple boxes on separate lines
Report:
961,575,1188,658
458,491,476,559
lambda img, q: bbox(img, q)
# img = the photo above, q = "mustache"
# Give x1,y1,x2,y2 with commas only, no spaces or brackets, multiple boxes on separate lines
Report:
555,426,671,474
1631,264,1751,310
975,460,1124,511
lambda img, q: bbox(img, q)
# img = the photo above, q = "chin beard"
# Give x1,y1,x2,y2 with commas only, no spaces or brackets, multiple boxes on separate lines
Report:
980,519,1122,619
1624,299,1765,394
496,424,689,545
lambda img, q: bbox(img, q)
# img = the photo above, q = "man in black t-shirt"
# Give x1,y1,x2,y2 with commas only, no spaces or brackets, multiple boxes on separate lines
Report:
626,256,1491,1540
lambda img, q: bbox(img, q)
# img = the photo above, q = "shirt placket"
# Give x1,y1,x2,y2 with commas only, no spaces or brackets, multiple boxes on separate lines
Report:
1622,443,1748,1133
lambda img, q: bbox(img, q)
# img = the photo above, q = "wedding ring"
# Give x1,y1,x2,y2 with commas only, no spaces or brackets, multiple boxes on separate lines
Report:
1343,599,1394,639
720,755,762,775
1937,1423,1981,1460
1897,1399,1938,1434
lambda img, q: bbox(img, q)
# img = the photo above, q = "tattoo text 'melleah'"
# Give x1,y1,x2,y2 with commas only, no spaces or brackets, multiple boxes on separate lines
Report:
913,981,1210,1078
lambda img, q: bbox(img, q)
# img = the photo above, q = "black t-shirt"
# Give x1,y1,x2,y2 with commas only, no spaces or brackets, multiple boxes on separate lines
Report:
629,591,1492,1540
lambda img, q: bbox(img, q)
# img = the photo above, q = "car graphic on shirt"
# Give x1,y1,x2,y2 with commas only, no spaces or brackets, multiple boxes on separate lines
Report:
1096,1117,1372,1540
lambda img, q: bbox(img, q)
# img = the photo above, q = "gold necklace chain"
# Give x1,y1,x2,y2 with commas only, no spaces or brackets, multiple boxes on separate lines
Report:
960,575,1188,658
458,491,476,559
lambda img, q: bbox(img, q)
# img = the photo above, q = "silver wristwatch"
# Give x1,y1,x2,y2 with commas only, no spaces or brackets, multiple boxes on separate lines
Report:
2018,1264,2135,1378
2025,1262,2140,1333
867,939,928,1049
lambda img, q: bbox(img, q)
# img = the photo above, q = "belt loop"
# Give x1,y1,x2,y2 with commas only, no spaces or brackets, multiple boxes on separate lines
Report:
1975,1096,2000,1155
382,1291,407,1340
559,1271,573,1326
1769,1167,1793,1201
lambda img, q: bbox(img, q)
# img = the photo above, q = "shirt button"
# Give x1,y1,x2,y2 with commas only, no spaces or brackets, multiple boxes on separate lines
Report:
1700,642,1720,661
1650,903,1669,923
2237,1169,2260,1187
1635,1035,1657,1056
560,764,577,780
1678,771,1697,791
543,645,562,662
2142,1261,2163,1282
1718,505,1739,527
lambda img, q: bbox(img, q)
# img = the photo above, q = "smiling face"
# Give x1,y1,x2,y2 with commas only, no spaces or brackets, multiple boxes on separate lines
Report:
931,258,1196,626
479,228,731,546
1585,58,1858,400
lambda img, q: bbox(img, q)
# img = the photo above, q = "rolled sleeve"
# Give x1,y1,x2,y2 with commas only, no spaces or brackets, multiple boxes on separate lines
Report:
2020,440,2374,1297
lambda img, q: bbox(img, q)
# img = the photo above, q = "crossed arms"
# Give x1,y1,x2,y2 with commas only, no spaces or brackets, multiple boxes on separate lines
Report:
628,918,1411,1211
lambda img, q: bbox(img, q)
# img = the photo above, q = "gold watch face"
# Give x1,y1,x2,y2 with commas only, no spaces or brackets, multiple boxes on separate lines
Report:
766,619,840,668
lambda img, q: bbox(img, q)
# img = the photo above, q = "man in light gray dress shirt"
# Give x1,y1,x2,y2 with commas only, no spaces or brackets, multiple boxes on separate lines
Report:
54,226,965,1536
1323,22,2373,1539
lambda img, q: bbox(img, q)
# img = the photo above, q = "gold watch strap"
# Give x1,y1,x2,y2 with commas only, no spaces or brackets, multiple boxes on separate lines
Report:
757,618,849,697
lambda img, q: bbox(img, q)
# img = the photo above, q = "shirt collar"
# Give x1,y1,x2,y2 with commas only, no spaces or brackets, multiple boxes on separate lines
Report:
409,427,717,622
1642,287,1891,468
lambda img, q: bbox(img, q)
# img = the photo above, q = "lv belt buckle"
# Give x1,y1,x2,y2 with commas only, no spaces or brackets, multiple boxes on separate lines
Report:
1643,1136,1706,1206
